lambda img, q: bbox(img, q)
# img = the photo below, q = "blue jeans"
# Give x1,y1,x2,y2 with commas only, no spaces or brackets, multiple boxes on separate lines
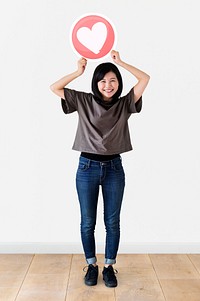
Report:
76,156,125,265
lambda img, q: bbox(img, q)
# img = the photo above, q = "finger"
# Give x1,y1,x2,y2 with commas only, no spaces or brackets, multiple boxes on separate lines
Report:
111,50,115,56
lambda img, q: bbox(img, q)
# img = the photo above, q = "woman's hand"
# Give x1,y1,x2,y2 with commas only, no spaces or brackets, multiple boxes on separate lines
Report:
111,50,122,65
77,57,87,75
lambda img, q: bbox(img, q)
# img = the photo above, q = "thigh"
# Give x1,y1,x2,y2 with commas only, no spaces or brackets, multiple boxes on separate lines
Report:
102,160,125,217
76,159,100,217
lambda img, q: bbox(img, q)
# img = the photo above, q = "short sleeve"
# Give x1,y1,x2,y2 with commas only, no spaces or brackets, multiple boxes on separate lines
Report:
61,88,78,114
125,88,142,114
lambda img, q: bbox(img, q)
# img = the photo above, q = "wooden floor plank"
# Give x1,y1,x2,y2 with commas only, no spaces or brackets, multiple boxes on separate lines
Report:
116,254,153,269
0,254,33,274
16,291,66,301
188,255,200,275
28,254,72,274
115,280,166,301
116,254,159,284
115,254,165,301
150,254,200,279
16,254,72,301
0,287,19,301
15,275,68,301
150,255,200,301
160,279,200,301
0,255,33,301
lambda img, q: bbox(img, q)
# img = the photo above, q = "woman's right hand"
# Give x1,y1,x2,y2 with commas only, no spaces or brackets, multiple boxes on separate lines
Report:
77,57,87,75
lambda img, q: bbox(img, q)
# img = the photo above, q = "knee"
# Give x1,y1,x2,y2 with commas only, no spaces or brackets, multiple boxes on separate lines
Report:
81,217,96,234
104,218,120,233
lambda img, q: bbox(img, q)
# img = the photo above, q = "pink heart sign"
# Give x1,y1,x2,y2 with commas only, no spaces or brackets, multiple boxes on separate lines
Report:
70,14,116,60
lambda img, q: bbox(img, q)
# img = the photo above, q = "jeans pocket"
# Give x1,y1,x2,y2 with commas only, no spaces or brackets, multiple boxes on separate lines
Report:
78,162,90,171
112,161,124,172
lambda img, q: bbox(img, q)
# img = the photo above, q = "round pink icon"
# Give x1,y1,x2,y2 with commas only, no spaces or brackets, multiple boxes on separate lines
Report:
70,14,116,60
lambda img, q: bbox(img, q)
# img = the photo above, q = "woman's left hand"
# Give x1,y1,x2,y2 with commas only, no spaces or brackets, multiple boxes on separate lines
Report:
111,50,122,64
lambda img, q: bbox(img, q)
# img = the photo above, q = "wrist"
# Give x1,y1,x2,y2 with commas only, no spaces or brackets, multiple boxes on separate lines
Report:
73,70,82,78
117,60,126,68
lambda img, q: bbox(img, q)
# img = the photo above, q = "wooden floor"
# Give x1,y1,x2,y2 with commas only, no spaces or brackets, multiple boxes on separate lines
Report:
0,254,200,301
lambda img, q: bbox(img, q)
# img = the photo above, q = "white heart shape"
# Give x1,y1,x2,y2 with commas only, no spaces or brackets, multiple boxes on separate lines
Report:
77,22,107,54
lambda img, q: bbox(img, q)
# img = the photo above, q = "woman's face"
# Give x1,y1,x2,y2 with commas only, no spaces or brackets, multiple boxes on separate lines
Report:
97,71,119,101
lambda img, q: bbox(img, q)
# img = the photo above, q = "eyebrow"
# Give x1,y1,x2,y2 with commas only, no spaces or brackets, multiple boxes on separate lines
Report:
101,77,117,80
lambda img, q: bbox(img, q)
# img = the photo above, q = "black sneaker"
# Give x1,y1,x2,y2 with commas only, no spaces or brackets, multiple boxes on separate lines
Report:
102,265,118,287
84,264,99,286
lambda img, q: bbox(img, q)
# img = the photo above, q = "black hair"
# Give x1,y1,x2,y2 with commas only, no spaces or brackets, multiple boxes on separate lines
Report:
91,62,123,101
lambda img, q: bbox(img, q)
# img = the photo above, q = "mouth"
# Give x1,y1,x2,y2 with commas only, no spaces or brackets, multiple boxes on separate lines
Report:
103,89,114,93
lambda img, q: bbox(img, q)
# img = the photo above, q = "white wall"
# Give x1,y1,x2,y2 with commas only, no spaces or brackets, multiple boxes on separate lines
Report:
0,0,200,253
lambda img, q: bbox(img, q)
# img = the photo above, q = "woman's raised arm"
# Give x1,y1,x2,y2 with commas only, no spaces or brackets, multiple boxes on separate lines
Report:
111,50,150,103
50,57,87,99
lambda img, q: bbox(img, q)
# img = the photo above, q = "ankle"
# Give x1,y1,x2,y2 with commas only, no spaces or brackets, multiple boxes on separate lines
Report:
104,264,112,268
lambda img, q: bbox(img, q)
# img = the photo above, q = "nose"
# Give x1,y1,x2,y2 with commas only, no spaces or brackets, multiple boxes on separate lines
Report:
105,82,111,88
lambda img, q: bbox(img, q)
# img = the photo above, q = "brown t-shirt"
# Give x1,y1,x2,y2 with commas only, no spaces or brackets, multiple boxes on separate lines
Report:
61,88,142,155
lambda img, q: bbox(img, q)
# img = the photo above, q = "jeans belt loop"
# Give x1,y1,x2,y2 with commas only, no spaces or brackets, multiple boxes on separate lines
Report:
87,159,91,168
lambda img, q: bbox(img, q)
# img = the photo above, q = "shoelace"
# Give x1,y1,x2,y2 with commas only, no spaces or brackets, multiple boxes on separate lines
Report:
83,266,88,272
105,267,118,276
83,266,118,274
83,265,98,273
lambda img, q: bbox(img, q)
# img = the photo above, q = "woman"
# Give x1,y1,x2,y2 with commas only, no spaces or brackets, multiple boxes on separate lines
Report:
50,50,150,287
